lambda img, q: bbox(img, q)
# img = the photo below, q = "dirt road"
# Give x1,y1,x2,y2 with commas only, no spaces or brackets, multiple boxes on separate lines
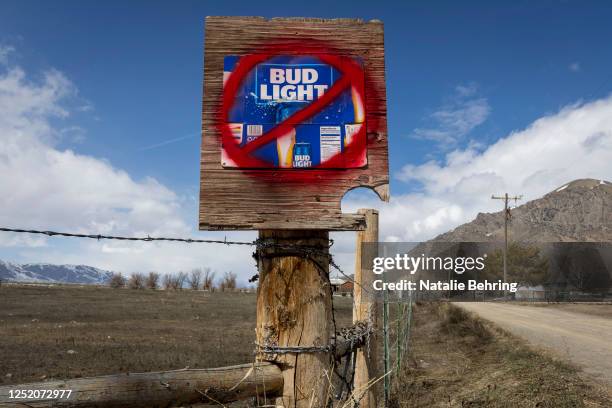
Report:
456,302,612,385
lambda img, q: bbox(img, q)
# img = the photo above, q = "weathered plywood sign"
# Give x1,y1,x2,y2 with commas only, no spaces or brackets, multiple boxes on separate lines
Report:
200,17,389,231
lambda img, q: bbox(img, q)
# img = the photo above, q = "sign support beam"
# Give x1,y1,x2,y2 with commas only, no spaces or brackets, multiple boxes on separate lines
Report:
352,209,380,407
255,229,333,407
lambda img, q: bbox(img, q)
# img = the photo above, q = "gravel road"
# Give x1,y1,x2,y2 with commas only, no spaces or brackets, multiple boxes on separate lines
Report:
456,302,612,385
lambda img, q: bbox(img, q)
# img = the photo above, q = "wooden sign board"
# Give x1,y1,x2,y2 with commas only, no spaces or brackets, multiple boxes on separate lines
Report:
200,17,389,231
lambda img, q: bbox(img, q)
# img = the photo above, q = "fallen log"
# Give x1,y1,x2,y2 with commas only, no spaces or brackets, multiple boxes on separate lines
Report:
0,362,281,408
0,322,369,408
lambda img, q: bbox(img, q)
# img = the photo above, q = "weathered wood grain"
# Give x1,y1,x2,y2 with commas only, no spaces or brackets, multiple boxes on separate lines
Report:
352,209,381,406
0,363,281,407
200,17,389,231
255,230,333,407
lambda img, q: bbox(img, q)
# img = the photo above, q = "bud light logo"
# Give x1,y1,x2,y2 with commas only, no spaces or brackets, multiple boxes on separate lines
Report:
257,65,332,103
293,143,312,168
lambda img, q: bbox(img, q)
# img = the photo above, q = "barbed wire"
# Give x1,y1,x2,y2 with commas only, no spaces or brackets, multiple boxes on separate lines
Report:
0,226,373,296
0,227,255,245
253,321,372,356
0,224,383,353
255,343,332,355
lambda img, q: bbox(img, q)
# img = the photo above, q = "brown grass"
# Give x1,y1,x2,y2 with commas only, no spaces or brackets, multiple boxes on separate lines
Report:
0,284,353,385
3,284,608,406
390,301,612,407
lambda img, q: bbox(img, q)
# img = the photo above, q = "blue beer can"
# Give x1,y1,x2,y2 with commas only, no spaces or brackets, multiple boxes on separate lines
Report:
293,142,312,168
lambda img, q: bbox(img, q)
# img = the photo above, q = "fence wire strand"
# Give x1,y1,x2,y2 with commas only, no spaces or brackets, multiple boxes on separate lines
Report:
0,226,378,298
0,225,383,405
0,227,256,245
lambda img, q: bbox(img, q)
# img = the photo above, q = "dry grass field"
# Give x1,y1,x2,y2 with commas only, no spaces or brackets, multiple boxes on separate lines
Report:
2,285,610,407
391,302,612,407
0,284,353,385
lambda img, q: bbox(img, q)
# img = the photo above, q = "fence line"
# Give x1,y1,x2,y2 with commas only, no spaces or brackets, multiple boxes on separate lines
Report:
0,226,255,245
0,226,369,282
0,224,377,406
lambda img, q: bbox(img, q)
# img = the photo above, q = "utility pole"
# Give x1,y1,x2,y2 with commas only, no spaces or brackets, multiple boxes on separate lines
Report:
491,193,522,296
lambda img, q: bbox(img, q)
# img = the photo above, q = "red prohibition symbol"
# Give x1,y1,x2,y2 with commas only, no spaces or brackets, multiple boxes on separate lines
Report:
218,51,367,171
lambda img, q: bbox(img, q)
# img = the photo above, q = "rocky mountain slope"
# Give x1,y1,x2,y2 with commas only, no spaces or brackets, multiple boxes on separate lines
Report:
0,260,113,284
434,179,611,243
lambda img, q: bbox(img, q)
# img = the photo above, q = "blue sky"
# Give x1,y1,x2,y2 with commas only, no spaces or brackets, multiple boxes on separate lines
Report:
1,0,611,280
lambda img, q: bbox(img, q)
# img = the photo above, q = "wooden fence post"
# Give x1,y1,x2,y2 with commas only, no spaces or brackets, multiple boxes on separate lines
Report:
256,230,333,407
353,209,380,407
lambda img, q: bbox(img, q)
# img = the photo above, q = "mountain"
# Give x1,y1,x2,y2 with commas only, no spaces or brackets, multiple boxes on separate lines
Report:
434,179,612,243
0,260,113,285
416,179,612,292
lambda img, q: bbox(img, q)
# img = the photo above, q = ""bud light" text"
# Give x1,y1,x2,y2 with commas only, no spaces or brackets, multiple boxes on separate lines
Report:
260,68,328,102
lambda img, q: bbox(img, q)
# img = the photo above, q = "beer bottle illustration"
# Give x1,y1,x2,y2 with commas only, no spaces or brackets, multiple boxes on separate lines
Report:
276,130,295,168
275,104,303,168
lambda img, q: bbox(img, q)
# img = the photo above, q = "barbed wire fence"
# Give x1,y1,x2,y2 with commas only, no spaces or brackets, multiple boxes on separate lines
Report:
0,227,379,297
0,225,415,406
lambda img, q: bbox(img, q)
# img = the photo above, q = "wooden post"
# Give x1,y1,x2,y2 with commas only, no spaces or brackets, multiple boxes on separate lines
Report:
0,363,281,408
256,230,333,407
352,209,380,407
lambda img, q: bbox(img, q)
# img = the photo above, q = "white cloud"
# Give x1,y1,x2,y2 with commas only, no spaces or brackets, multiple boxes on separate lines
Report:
0,45,15,65
59,125,87,143
345,96,612,243
412,83,490,146
0,49,261,284
569,62,581,72
0,64,187,236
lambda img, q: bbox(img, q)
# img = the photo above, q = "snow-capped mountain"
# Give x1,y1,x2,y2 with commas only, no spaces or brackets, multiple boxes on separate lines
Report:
0,260,113,284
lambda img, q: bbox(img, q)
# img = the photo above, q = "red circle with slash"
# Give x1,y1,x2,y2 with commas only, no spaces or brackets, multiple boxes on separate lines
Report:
219,52,367,170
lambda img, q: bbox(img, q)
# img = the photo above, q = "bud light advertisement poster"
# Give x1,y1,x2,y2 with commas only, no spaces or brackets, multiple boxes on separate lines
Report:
221,55,366,169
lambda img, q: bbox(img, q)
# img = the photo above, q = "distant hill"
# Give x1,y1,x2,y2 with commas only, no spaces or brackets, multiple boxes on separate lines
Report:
0,260,113,285
434,178,611,243
416,179,612,292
